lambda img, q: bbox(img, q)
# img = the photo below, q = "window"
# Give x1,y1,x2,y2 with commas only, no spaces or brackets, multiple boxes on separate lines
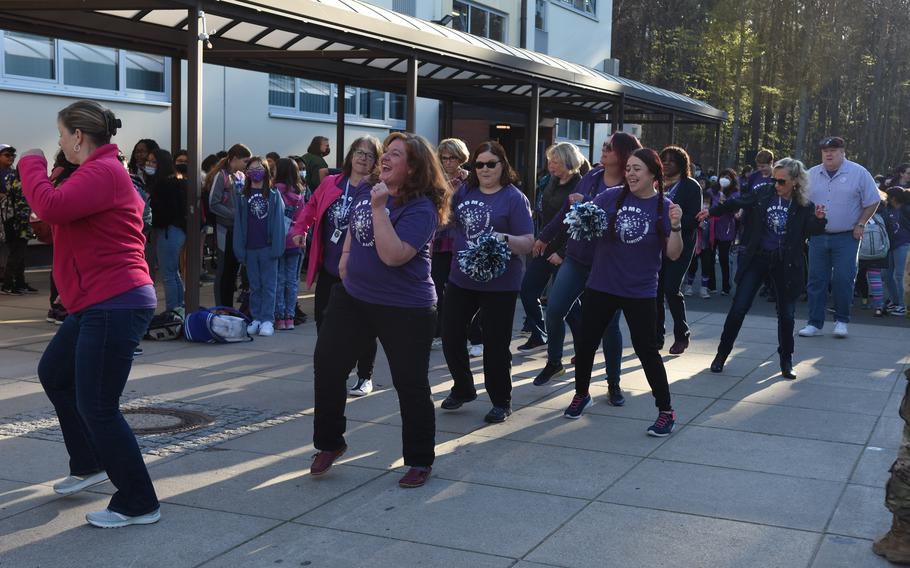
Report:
269,74,295,107
389,93,406,120
269,73,405,126
535,0,547,30
452,1,507,42
360,89,385,120
300,79,331,114
557,0,596,17
392,0,416,16
557,119,585,141
0,30,169,103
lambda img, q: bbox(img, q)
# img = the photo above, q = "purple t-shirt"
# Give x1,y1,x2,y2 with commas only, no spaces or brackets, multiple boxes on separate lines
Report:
586,187,672,299
760,197,790,251
245,192,270,250
709,189,739,242
448,184,534,292
343,186,438,308
90,284,158,311
746,171,774,195
322,177,365,277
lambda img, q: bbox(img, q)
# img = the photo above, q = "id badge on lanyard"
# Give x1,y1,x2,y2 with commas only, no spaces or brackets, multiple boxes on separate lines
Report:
331,180,353,244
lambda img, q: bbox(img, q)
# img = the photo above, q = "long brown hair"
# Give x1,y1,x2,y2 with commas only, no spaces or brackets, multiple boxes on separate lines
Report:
204,143,251,193
242,157,271,199
342,136,383,181
383,132,451,225
609,148,667,248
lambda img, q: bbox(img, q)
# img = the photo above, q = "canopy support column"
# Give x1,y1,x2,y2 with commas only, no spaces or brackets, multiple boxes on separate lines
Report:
525,83,540,201
714,122,721,173
669,112,677,145
406,58,418,132
336,81,346,168
185,5,203,312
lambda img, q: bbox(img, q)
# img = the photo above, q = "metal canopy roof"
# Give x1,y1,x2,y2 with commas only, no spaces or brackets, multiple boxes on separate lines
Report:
0,0,725,124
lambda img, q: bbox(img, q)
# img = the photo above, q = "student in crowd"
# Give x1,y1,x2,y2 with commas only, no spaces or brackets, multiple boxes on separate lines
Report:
432,138,470,349
518,142,585,352
710,169,740,295
302,136,331,194
0,146,37,295
440,141,534,424
207,143,252,307
146,149,188,315
232,157,285,337
266,151,281,178
19,100,160,528
274,158,306,330
884,187,910,316
45,151,79,324
291,137,383,396
686,190,716,299
173,149,189,179
800,137,880,339
127,138,159,184
310,132,448,489
531,132,641,402
745,150,775,195
656,145,701,354
568,148,683,438
703,158,827,379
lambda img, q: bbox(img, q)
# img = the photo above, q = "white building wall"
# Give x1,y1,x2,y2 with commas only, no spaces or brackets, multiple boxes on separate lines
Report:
541,0,612,68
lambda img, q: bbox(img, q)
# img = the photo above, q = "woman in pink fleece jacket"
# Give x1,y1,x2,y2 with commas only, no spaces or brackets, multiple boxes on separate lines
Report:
18,100,160,529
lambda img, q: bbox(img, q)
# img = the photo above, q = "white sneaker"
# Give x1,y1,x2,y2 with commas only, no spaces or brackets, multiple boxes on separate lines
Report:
699,288,711,299
683,284,694,296
469,344,484,358
431,337,443,350
85,507,160,528
798,324,823,337
259,321,274,336
833,322,848,338
53,471,109,496
349,377,373,397
247,320,261,335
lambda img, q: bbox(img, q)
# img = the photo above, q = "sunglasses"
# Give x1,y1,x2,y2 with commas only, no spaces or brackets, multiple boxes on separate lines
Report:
474,160,501,170
773,178,789,186
440,155,461,163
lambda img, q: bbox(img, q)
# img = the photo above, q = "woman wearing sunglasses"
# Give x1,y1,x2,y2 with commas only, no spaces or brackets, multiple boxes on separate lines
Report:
441,141,534,424
699,158,826,379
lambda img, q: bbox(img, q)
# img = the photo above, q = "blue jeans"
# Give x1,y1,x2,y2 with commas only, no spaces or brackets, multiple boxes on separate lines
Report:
519,255,558,341
155,226,185,311
807,232,860,327
276,250,302,319
720,252,796,357
885,243,909,307
38,308,158,517
545,257,622,383
245,247,279,323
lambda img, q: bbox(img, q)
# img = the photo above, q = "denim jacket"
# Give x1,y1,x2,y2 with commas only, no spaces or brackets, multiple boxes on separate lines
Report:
232,188,287,261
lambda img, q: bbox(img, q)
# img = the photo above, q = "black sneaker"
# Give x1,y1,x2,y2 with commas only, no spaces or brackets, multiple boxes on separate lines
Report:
441,392,477,410
0,286,23,296
20,284,39,294
517,337,546,352
133,347,144,357
46,308,57,323
533,363,565,386
607,383,625,406
564,393,593,419
484,405,512,423
647,410,676,437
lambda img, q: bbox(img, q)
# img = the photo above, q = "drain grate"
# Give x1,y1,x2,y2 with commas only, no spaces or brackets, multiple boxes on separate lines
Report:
122,407,215,435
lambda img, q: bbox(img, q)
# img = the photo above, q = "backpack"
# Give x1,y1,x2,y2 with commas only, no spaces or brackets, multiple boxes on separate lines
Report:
184,306,253,343
145,310,184,341
859,213,890,260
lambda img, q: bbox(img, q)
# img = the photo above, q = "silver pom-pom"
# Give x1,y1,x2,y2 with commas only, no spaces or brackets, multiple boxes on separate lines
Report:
457,233,512,282
564,201,609,241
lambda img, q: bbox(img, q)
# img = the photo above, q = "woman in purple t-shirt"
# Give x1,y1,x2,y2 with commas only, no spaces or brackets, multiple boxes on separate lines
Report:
440,141,535,425
568,149,684,439
310,132,450,489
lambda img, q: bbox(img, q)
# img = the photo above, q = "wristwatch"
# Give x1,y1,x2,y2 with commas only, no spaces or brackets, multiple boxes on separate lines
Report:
671,225,682,232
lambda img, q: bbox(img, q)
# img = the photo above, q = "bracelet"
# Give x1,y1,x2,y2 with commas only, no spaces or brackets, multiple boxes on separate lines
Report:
671,225,682,232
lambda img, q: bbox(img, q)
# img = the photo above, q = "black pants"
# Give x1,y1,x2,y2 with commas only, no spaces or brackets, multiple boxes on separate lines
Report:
575,289,672,411
714,241,733,293
442,282,517,408
688,247,717,290
656,239,695,343
314,270,377,380
3,236,26,290
430,251,452,338
214,226,240,307
313,285,436,466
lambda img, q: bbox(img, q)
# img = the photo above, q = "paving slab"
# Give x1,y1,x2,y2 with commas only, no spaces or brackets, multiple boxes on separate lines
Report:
652,426,863,482
795,344,908,371
721,376,891,415
828,484,891,541
0,478,62,521
599,459,843,531
0,378,52,418
663,351,764,378
0,436,73,485
811,535,892,568
200,522,514,568
527,502,820,568
755,363,900,392
297,475,586,558
142,373,314,413
536,384,714,423
869,416,905,449
852,446,898,488
0,348,42,381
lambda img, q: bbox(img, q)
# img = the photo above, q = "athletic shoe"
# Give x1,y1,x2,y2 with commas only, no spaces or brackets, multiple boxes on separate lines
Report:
533,362,565,386
564,393,593,419
259,321,275,336
468,344,484,358
484,405,512,423
20,284,39,294
647,410,676,437
398,466,431,488
874,307,885,318
517,337,546,352
668,338,689,355
0,287,23,295
699,288,711,299
53,471,109,495
284,318,295,330
86,508,160,528
798,324,823,337
275,319,287,331
440,392,477,410
683,284,694,296
607,383,625,406
133,347,143,357
54,309,68,325
833,321,848,338
46,308,57,323
349,377,373,397
247,320,261,335
431,337,443,350
887,305,907,316
720,290,730,296
310,446,347,476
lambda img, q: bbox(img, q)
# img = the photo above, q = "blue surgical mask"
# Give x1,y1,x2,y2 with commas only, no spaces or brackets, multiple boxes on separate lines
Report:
143,166,157,176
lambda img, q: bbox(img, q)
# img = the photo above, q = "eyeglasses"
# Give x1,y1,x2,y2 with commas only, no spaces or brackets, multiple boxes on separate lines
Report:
474,160,501,170
773,178,789,186
440,155,461,162
353,150,376,160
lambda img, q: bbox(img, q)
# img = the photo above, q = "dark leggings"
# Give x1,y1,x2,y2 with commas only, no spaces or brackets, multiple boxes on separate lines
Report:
314,270,377,381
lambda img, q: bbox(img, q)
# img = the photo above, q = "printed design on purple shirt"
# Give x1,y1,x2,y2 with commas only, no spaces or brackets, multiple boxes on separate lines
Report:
456,198,494,242
765,199,789,238
249,193,269,220
350,197,390,247
615,204,652,244
327,193,355,230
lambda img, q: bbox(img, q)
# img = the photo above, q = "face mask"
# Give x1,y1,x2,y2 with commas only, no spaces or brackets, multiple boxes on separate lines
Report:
693,169,702,178
143,166,157,176
719,177,731,189
248,169,266,183
175,163,188,175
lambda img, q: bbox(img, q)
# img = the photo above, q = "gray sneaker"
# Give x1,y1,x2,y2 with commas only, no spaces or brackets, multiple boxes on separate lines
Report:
85,508,161,528
53,471,109,495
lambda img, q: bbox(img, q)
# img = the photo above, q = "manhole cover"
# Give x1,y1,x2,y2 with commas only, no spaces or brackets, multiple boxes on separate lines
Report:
123,407,215,435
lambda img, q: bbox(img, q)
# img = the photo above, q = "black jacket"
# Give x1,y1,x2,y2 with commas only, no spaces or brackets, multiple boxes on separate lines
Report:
149,176,188,231
538,173,580,257
668,176,702,245
710,187,826,300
